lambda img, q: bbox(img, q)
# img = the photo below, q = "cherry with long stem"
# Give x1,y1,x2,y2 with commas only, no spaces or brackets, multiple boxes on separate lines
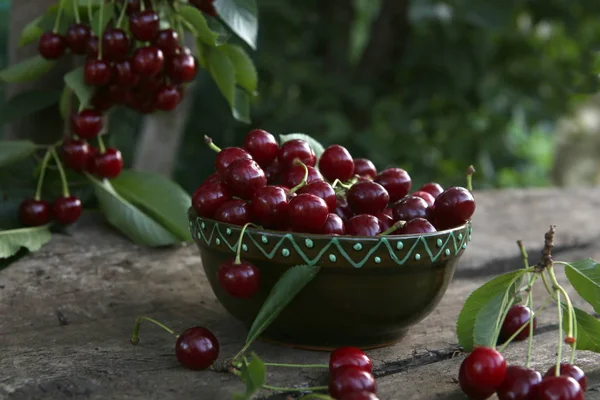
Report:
130,316,179,345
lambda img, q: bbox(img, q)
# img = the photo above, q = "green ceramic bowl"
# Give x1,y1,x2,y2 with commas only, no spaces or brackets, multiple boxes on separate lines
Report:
188,208,472,350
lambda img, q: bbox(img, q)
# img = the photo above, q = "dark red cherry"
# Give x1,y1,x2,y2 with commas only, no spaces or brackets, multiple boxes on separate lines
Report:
112,59,139,87
264,159,281,184
65,24,91,54
282,165,323,189
19,199,51,226
433,186,476,230
419,182,444,198
320,213,345,235
319,144,355,182
166,52,198,83
338,392,380,400
154,29,181,56
392,195,430,222
334,195,353,222
86,35,100,58
383,208,393,218
398,218,436,235
298,181,336,212
375,212,394,231
217,259,260,298
60,139,91,172
346,215,382,236
329,366,377,399
52,196,83,225
374,168,411,202
129,10,159,41
154,84,181,111
91,87,113,111
102,28,130,61
459,347,506,397
213,199,250,226
411,190,435,207
347,181,390,215
117,0,142,14
175,326,219,370
224,159,267,200
329,346,373,373
202,173,222,186
192,181,231,218
94,148,123,179
85,146,98,174
132,46,164,77
353,158,377,180
38,32,66,59
84,59,112,86
277,139,316,169
287,193,329,233
250,186,288,229
500,305,537,343
496,365,541,400
243,129,279,167
71,110,103,139
214,147,252,178
544,364,587,391
106,84,129,104
536,376,583,400
458,360,495,400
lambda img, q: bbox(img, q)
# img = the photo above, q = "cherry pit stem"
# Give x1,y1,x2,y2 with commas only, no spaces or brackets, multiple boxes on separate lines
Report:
378,220,406,236
116,0,128,28
466,165,475,192
53,0,65,33
130,316,179,345
72,0,81,23
204,135,222,153
97,0,105,60
263,362,328,369
87,0,93,27
234,222,261,264
289,160,309,194
50,148,70,197
34,149,53,201
262,384,329,393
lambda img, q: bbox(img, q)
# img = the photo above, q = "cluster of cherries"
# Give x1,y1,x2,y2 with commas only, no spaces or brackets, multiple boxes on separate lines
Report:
459,304,587,399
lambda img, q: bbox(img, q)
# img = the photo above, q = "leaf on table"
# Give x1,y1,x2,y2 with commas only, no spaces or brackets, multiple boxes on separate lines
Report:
178,5,219,46
0,141,37,168
214,0,258,50
562,306,600,353
233,352,266,400
0,56,56,84
279,133,326,161
245,264,321,346
0,225,52,259
64,67,95,111
564,259,600,313
0,90,62,126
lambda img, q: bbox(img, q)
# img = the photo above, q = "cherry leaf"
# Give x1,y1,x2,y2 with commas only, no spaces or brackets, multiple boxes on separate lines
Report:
214,0,258,50
233,352,266,400
0,225,52,259
0,141,37,168
0,90,62,126
564,259,600,313
562,306,600,353
0,56,56,84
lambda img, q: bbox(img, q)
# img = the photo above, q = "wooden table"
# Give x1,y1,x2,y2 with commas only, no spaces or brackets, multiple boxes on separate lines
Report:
2,188,600,400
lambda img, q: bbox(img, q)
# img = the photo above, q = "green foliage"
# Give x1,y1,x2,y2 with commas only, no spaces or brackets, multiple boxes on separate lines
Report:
178,5,220,46
473,292,509,348
233,353,266,400
0,56,55,83
0,90,61,125
563,306,600,353
0,225,52,259
214,0,258,50
64,67,95,112
279,133,326,160
564,259,600,313
0,140,36,167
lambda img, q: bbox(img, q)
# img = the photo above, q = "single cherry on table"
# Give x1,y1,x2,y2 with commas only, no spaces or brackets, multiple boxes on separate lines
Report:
175,326,220,371
329,366,377,399
499,304,537,343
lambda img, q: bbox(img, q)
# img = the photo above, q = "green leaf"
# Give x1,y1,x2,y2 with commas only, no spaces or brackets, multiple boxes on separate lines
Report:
18,16,44,47
91,3,115,36
214,0,258,50
232,87,252,124
233,352,266,400
564,259,600,313
0,56,56,83
456,269,526,352
109,170,192,242
221,44,257,93
0,90,62,126
246,264,321,345
0,141,37,168
64,67,95,111
59,87,71,120
87,174,181,247
178,5,219,46
207,46,236,109
0,225,52,259
206,17,232,46
279,133,326,161
474,292,514,348
563,306,600,353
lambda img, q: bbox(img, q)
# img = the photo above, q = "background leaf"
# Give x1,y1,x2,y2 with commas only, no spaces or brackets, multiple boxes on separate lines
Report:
456,269,526,352
18,16,44,47
64,67,95,111
214,0,258,50
0,90,61,126
0,56,56,83
207,46,237,117
564,259,600,313
562,306,600,353
245,264,321,346
0,225,52,259
221,44,257,93
233,352,266,400
279,133,326,160
178,5,219,46
0,141,37,168
232,87,252,124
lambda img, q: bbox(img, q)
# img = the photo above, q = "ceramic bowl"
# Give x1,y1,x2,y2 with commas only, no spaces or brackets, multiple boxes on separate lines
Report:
188,208,472,350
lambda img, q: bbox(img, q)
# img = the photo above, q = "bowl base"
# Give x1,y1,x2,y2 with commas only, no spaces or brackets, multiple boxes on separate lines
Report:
258,333,406,352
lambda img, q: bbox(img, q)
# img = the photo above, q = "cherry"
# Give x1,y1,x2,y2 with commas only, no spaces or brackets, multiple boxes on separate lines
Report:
94,148,124,179
60,139,91,172
347,181,390,215
399,218,436,235
375,212,393,232
203,173,222,185
419,182,444,198
224,159,267,200
432,186,476,230
287,193,329,233
334,195,354,222
175,326,219,370
38,32,66,59
338,392,380,400
85,146,99,174
112,59,139,87
250,186,289,228
52,196,83,225
65,24,91,54
166,52,198,83
106,84,129,104
217,259,260,298
329,346,373,373
459,347,507,396
213,199,250,226
277,139,316,169
382,208,393,218
319,144,355,182
129,10,159,41
71,109,103,139
536,376,583,400
496,365,541,400
298,181,336,212
102,28,130,61
374,168,411,202
264,159,281,184
191,0,218,16
353,158,377,180
321,213,345,235
154,84,181,111
86,36,100,59
19,199,51,226
84,59,112,86
499,305,537,343
411,190,435,207
214,147,252,178
392,195,430,222
329,366,377,399
346,215,382,236
282,165,323,189
192,181,231,218
154,29,181,57
91,88,113,111
132,46,165,77
458,360,495,400
544,364,587,391
243,129,279,167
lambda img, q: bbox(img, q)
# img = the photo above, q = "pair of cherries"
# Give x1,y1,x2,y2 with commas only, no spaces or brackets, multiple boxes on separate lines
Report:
19,196,83,227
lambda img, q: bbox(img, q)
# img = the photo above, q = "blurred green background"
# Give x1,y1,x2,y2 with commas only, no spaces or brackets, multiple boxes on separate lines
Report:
4,0,600,194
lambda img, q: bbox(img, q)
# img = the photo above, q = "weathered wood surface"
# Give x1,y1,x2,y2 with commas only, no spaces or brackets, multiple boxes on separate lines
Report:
2,188,600,400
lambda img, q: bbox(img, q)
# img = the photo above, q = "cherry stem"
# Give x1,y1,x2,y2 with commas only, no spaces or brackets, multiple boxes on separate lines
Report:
130,316,179,345
98,0,105,60
87,0,93,26
331,179,351,190
498,293,552,353
34,149,54,201
378,220,406,236
289,160,309,194
525,288,535,368
116,0,128,28
517,240,529,269
263,362,329,369
73,0,81,23
466,165,475,192
555,289,564,376
53,0,65,33
97,134,107,153
204,135,222,153
234,222,261,264
546,264,577,363
298,395,334,400
50,148,70,197
262,384,329,393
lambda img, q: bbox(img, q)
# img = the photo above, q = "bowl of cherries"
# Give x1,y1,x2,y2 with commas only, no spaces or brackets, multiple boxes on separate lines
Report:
189,130,476,350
